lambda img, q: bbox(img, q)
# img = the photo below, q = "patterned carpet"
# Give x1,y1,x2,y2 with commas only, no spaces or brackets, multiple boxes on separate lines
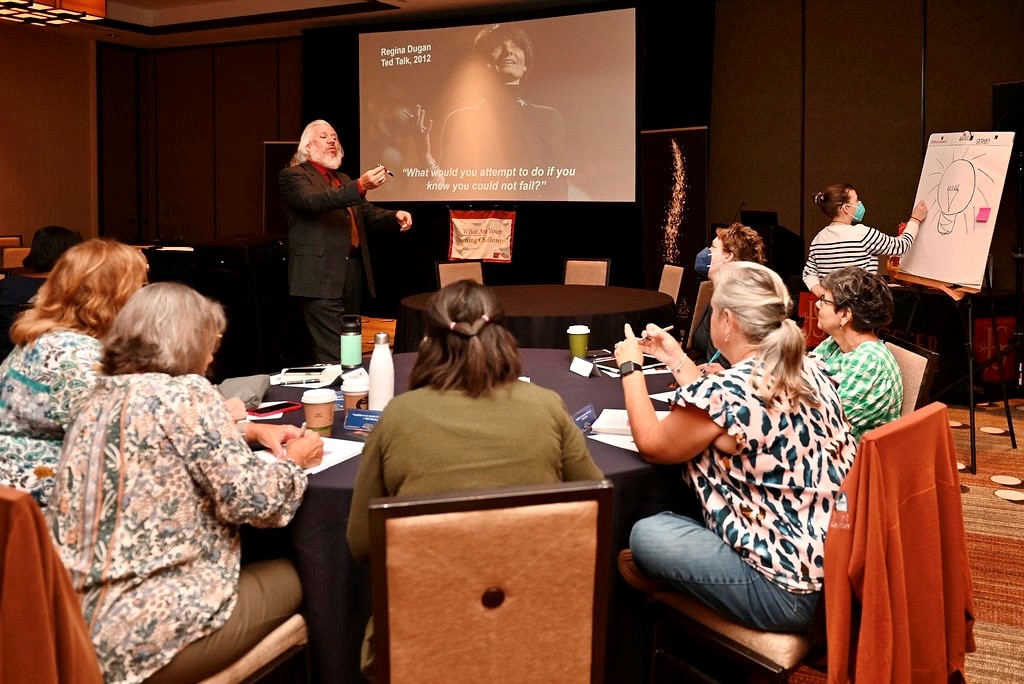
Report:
788,401,1024,683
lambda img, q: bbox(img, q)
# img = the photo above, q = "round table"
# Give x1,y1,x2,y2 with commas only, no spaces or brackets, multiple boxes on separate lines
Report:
258,348,691,684
395,284,676,353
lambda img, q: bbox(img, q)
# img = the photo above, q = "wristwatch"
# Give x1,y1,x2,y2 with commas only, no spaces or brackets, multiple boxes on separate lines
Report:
618,360,639,377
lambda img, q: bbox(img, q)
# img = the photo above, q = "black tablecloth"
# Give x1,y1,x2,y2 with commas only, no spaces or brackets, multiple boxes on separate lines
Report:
256,349,693,684
396,284,677,353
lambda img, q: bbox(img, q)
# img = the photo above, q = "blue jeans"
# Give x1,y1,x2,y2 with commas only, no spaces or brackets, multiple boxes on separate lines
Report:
630,511,819,632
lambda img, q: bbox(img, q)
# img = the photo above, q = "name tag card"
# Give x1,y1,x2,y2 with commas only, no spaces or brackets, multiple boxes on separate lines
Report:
571,403,598,434
569,356,595,377
343,408,381,433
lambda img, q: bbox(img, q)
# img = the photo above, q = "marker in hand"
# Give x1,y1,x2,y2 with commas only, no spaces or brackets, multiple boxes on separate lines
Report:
378,163,394,177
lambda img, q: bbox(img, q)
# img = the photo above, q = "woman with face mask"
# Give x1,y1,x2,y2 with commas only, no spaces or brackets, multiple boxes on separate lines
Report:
689,223,765,369
802,183,928,297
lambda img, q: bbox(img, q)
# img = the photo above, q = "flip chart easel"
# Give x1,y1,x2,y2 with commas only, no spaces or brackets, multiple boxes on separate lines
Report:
892,269,1014,475
894,130,1018,474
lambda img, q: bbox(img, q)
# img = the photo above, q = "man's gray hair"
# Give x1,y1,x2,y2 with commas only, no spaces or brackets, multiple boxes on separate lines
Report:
295,119,333,163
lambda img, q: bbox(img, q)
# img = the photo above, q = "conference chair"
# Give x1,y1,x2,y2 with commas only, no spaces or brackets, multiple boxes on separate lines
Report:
0,235,22,247
564,258,610,286
435,260,484,289
369,480,614,684
686,280,714,350
1,246,29,273
823,402,975,681
657,264,684,304
883,337,939,415
618,550,817,683
198,613,309,684
0,487,104,683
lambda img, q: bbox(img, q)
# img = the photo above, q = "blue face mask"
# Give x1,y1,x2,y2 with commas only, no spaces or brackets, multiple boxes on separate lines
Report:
851,201,866,223
694,247,712,278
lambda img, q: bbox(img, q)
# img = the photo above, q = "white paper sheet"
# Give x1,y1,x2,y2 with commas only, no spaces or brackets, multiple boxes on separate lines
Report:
588,432,639,452
256,437,363,475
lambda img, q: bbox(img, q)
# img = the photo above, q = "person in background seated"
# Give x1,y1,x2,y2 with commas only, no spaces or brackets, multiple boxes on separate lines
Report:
0,239,145,506
803,182,927,297
347,279,603,673
812,266,902,442
688,223,765,368
615,261,856,633
48,282,323,684
0,225,83,359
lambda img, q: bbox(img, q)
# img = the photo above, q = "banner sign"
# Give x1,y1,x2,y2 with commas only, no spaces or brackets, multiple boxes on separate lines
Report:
449,209,515,262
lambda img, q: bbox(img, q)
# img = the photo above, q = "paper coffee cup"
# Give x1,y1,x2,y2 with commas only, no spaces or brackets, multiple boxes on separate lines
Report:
341,376,370,418
566,324,591,359
302,388,337,435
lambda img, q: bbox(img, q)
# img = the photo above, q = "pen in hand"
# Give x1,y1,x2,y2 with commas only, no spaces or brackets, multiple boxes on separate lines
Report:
378,163,394,177
701,349,722,376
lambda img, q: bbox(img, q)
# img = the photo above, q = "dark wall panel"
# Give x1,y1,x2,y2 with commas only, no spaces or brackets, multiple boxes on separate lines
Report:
277,39,304,139
214,42,281,237
156,49,215,243
709,0,803,234
804,0,922,246
98,45,141,242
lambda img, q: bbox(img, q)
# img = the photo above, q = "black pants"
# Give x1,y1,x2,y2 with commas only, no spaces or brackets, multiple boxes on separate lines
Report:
299,253,364,364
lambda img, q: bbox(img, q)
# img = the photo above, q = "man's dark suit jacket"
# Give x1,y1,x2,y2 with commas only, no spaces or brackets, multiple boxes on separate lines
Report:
278,162,399,300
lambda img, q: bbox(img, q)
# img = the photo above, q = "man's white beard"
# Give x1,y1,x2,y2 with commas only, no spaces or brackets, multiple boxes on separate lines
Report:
311,148,342,170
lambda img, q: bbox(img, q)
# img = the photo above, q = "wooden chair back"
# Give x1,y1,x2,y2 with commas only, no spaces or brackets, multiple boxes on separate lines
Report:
435,260,484,289
883,337,939,415
369,480,614,684
564,258,610,286
658,264,685,303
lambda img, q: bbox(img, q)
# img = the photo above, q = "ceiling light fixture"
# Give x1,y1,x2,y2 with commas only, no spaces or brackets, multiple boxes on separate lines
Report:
0,0,104,26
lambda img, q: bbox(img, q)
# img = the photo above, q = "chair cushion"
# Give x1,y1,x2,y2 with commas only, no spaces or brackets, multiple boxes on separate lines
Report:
618,550,810,669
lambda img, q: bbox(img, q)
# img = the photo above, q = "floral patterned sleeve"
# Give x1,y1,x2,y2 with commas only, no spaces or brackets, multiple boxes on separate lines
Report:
47,336,103,426
159,375,307,528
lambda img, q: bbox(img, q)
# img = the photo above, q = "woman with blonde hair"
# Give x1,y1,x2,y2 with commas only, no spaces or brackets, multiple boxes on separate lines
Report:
48,282,322,684
0,238,147,505
613,261,856,632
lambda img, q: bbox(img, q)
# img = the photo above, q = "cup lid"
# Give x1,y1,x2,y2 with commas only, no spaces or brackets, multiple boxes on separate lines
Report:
567,324,590,334
302,388,337,403
341,377,369,392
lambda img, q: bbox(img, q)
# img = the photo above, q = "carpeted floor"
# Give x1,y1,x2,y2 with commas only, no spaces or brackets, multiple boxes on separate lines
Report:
787,401,1024,683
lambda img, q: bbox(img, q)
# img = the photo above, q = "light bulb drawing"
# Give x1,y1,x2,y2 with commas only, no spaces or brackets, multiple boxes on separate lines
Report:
924,150,994,236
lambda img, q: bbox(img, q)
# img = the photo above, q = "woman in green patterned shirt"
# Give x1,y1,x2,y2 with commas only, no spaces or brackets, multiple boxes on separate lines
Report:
812,266,903,442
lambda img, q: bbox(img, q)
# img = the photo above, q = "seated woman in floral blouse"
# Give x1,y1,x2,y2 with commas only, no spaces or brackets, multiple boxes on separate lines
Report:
0,239,147,506
47,282,324,684
614,261,857,633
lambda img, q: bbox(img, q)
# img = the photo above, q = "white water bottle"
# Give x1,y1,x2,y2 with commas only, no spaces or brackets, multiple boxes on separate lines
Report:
368,332,394,411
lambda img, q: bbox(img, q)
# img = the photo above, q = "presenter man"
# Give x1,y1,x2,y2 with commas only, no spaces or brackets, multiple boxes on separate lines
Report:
280,119,413,363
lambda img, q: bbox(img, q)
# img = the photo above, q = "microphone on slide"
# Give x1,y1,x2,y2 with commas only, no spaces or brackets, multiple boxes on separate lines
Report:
732,201,746,224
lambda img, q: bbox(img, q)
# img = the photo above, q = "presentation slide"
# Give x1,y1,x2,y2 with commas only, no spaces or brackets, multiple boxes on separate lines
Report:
358,8,636,203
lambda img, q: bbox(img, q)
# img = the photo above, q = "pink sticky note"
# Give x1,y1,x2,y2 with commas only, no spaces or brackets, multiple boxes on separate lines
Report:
976,207,991,222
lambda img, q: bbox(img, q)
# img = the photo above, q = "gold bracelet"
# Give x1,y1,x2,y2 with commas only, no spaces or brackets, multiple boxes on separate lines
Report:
671,357,687,372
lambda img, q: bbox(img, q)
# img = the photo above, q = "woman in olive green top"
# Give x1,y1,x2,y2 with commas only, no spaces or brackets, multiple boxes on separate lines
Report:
346,280,603,675
347,279,603,558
